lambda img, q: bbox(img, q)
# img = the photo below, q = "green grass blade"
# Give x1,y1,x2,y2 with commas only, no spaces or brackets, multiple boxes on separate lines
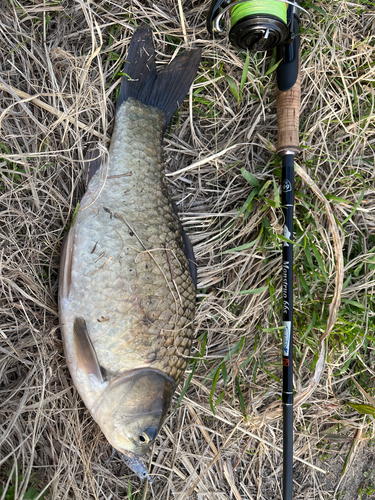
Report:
239,286,267,295
348,402,375,416
223,74,240,104
311,243,328,278
342,179,366,224
241,168,260,187
235,376,247,417
240,50,250,92
176,360,197,409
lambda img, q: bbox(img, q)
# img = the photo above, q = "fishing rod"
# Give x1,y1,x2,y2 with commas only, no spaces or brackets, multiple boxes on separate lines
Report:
206,1,304,498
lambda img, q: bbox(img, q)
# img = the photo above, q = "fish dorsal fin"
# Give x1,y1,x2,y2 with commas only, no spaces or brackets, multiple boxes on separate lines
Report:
73,318,104,383
170,199,197,289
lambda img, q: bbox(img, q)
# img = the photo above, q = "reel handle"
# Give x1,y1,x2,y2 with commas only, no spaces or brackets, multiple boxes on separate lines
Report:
276,67,301,156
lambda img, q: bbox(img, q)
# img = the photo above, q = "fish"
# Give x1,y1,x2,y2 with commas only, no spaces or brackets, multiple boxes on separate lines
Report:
58,25,201,482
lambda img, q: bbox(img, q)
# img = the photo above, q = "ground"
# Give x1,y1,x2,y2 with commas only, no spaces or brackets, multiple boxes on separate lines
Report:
1,1,375,499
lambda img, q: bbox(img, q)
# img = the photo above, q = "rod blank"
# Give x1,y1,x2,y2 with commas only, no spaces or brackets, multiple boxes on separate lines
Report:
281,154,295,500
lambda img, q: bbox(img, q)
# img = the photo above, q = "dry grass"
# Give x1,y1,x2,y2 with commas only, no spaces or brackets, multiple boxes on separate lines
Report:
1,1,375,499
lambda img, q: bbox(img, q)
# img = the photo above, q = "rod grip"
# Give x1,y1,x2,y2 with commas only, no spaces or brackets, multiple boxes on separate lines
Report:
276,68,301,156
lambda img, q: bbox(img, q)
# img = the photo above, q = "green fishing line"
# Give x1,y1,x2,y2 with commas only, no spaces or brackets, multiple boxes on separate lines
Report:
231,0,287,27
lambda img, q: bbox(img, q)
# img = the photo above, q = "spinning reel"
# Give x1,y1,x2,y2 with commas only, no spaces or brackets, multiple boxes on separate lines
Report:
206,0,306,52
207,0,307,91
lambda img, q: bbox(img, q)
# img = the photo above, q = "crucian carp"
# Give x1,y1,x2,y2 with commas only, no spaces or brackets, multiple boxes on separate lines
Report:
59,25,201,482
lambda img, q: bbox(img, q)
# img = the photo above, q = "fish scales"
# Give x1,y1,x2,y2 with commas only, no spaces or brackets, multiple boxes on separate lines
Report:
60,98,195,398
59,24,201,480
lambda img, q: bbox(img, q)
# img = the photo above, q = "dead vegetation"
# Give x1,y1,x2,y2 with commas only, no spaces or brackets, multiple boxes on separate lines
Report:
1,1,375,499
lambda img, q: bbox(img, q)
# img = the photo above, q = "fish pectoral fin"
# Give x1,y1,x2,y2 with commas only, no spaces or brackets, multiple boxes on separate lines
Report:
59,227,75,300
73,317,104,383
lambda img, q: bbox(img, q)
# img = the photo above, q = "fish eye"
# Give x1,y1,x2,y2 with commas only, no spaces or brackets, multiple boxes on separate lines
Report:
139,432,150,444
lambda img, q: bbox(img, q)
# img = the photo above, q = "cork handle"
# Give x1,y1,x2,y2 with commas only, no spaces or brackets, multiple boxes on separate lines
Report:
276,68,301,156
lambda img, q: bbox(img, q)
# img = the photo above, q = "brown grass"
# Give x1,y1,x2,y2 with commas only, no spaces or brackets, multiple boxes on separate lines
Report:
1,1,375,499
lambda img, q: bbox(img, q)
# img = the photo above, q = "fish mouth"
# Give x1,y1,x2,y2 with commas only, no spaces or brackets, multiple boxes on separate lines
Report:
119,449,154,484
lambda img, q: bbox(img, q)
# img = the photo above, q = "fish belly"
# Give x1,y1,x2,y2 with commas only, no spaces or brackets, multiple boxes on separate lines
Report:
59,98,195,410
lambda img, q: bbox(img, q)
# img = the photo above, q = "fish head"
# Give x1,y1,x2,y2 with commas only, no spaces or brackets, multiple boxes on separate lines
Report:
93,369,175,456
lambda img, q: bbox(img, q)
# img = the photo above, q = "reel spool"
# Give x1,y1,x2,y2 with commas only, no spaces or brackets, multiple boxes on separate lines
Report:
206,0,299,52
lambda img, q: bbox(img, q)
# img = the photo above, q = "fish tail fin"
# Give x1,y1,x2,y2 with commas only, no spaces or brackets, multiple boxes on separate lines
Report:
117,24,201,127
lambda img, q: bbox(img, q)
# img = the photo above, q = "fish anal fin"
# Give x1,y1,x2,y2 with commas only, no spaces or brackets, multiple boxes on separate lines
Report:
73,317,104,383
